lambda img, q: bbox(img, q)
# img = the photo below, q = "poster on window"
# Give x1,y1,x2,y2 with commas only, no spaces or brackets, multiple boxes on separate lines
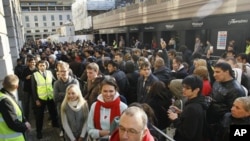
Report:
217,31,227,50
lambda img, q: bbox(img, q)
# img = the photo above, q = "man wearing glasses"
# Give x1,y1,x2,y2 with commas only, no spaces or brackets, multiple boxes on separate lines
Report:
110,106,155,141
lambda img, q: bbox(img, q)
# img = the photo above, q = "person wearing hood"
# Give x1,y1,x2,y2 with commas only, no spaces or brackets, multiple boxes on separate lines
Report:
168,75,208,141
110,106,155,141
87,76,127,140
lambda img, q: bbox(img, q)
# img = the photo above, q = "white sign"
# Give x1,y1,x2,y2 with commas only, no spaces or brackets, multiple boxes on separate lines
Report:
217,31,227,50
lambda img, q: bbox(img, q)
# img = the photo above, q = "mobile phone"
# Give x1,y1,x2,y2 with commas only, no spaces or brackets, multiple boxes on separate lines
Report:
169,106,176,113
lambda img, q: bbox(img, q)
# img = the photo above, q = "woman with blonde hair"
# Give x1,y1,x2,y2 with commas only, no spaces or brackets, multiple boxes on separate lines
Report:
61,84,89,141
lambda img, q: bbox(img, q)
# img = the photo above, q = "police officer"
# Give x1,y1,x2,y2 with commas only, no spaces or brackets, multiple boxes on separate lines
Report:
0,74,31,141
31,60,59,139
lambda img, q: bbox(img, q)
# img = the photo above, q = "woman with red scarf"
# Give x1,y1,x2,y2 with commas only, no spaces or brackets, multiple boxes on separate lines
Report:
87,76,127,140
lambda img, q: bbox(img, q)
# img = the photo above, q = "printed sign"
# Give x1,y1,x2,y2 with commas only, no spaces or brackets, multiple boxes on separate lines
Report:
217,31,227,50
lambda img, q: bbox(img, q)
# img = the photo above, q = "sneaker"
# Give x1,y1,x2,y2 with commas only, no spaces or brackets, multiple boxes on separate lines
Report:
59,131,64,137
37,132,43,139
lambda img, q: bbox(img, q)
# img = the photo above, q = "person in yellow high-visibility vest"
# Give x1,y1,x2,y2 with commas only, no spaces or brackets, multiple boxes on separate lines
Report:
0,74,31,141
31,60,59,139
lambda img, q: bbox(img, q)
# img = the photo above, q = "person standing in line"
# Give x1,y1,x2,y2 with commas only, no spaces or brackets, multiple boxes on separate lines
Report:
87,76,127,140
215,96,250,141
61,84,89,141
137,61,159,103
82,62,104,107
110,106,155,141
54,61,80,137
168,75,208,141
0,74,31,141
22,57,37,121
31,60,59,139
193,37,203,55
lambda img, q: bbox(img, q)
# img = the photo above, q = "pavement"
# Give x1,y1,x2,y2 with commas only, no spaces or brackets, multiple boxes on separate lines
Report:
26,112,64,141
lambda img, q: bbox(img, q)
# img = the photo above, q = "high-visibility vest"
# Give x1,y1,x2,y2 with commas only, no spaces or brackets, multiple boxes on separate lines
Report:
33,71,54,100
0,93,25,141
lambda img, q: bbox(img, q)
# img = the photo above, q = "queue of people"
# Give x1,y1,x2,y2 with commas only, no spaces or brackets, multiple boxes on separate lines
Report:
5,37,250,141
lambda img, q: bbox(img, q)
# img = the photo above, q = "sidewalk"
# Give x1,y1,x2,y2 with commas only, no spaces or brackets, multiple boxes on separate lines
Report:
26,112,64,141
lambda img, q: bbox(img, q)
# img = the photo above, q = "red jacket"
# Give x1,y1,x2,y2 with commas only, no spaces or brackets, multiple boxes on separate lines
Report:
110,128,155,141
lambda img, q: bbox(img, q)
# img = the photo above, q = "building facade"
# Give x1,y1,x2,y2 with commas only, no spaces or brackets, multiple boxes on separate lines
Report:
0,0,24,83
92,0,250,55
20,0,73,40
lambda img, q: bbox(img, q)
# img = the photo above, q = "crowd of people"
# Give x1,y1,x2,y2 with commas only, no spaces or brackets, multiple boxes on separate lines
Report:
2,36,250,141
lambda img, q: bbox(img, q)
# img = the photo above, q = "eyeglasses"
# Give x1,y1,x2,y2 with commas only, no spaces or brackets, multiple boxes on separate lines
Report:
118,125,143,136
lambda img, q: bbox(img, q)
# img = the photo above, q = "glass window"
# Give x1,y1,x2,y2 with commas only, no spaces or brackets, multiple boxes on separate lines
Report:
51,15,54,21
25,16,29,22
52,22,55,26
35,23,38,27
67,15,70,20
44,23,47,27
26,23,30,27
43,15,46,21
34,16,38,21
59,15,62,20
60,22,63,25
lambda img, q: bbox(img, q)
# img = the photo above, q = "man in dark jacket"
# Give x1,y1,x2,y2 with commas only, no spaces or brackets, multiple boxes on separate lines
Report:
168,75,208,141
207,62,245,124
207,62,245,141
107,60,129,97
137,61,158,103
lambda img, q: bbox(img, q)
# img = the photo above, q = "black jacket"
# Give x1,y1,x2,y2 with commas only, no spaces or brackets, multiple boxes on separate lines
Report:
173,95,208,141
153,66,172,84
110,69,129,96
216,113,250,141
22,67,37,93
146,88,172,130
137,74,159,102
207,79,245,124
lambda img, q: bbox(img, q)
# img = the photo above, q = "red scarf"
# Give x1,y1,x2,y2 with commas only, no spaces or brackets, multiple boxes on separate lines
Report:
94,97,121,129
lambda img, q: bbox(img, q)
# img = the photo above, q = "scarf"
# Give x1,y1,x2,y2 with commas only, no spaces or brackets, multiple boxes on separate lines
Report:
94,97,121,129
67,100,81,112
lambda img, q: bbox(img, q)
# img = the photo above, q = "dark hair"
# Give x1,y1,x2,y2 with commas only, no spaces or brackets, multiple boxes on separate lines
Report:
148,81,170,99
168,49,177,57
27,57,35,62
214,62,234,78
107,60,119,68
236,53,248,61
139,61,151,70
128,102,156,125
101,75,119,90
173,56,183,64
125,60,135,73
182,75,203,94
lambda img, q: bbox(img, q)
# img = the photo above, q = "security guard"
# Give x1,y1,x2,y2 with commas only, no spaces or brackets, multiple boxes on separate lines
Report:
31,60,58,139
0,74,31,141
